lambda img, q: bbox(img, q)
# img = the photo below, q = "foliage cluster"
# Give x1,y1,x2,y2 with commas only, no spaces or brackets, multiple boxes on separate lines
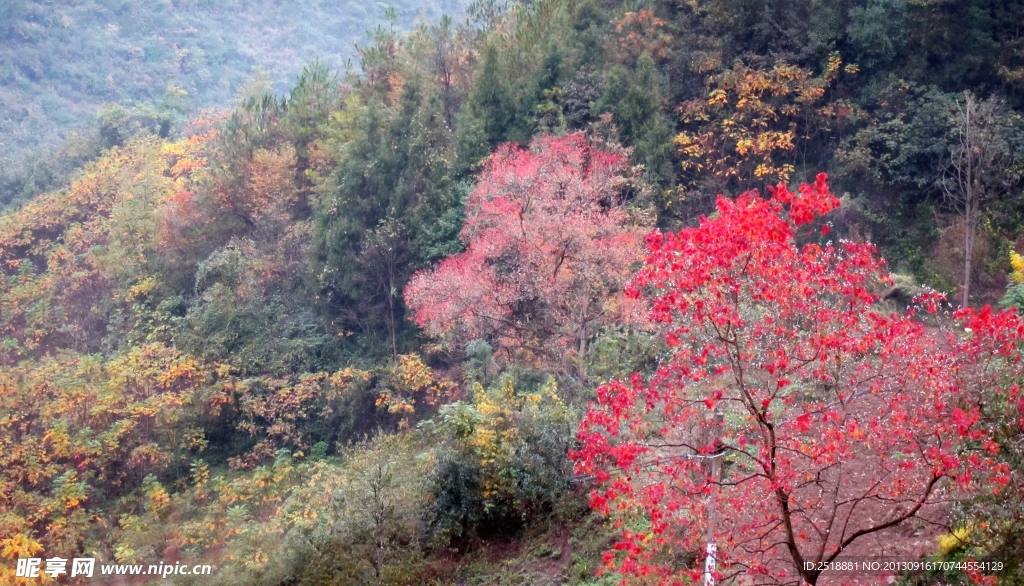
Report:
575,175,1024,585
427,369,578,543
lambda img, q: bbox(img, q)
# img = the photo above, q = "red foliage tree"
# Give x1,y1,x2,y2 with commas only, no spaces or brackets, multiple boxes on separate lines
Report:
573,174,1024,585
405,133,648,377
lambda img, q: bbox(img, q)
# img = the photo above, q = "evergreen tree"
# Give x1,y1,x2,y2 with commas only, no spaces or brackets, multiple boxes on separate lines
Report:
596,53,676,189
461,44,513,153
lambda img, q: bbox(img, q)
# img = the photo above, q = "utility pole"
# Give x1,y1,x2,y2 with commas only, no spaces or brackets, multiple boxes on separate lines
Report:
704,410,724,586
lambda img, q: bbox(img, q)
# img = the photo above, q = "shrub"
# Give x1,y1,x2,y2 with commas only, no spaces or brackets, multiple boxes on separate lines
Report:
425,373,578,543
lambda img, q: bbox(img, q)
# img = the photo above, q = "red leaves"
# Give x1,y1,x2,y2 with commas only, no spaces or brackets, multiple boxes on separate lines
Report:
951,407,981,437
573,174,1024,585
794,413,812,433
405,134,648,372
768,173,840,225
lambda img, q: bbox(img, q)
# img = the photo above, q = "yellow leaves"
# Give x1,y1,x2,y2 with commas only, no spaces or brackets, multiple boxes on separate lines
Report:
823,52,859,83
539,377,561,403
228,368,370,467
125,276,158,302
376,393,415,414
0,346,219,562
825,52,843,79
395,353,434,393
675,59,839,188
330,365,371,389
41,426,71,455
325,93,369,149
0,131,208,360
442,375,571,510
707,89,728,106
671,130,692,145
476,401,502,417
162,131,214,183
246,145,298,223
472,427,498,450
215,362,237,379
159,357,201,389
130,443,171,470
1010,251,1024,284
191,460,211,487
936,526,970,555
0,533,44,560
373,354,457,425
161,139,188,159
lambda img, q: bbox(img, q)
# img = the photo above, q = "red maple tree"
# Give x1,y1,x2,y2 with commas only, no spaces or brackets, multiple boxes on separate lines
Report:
573,174,1024,585
405,133,648,377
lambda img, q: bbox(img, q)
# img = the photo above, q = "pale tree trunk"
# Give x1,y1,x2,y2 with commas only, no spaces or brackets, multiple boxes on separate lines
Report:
959,94,976,309
359,219,405,360
944,93,979,308
386,282,398,360
963,201,976,308
577,331,587,381
942,92,1021,308
576,299,589,382
704,410,724,586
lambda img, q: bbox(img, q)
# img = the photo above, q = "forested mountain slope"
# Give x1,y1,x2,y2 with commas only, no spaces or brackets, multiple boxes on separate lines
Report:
0,0,466,205
0,1,1023,584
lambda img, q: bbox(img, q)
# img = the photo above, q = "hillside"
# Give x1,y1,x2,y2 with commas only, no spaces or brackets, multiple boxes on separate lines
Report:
0,0,466,205
0,1,1023,585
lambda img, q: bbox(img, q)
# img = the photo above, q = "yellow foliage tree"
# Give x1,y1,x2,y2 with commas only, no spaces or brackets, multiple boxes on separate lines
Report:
674,55,857,198
0,345,215,580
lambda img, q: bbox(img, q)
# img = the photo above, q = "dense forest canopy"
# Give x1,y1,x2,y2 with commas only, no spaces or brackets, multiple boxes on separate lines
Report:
1,0,1024,584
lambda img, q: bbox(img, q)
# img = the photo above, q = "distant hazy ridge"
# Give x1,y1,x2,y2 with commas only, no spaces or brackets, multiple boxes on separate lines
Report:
0,0,467,163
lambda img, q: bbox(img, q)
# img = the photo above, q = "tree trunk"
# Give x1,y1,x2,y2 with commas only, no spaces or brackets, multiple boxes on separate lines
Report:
577,331,587,381
963,206,974,308
387,292,397,360
576,301,589,381
704,411,724,586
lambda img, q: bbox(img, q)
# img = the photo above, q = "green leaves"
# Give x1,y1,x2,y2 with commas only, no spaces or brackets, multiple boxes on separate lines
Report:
427,374,577,540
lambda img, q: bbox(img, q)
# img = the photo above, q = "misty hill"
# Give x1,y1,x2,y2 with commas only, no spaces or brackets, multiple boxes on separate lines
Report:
0,0,465,164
